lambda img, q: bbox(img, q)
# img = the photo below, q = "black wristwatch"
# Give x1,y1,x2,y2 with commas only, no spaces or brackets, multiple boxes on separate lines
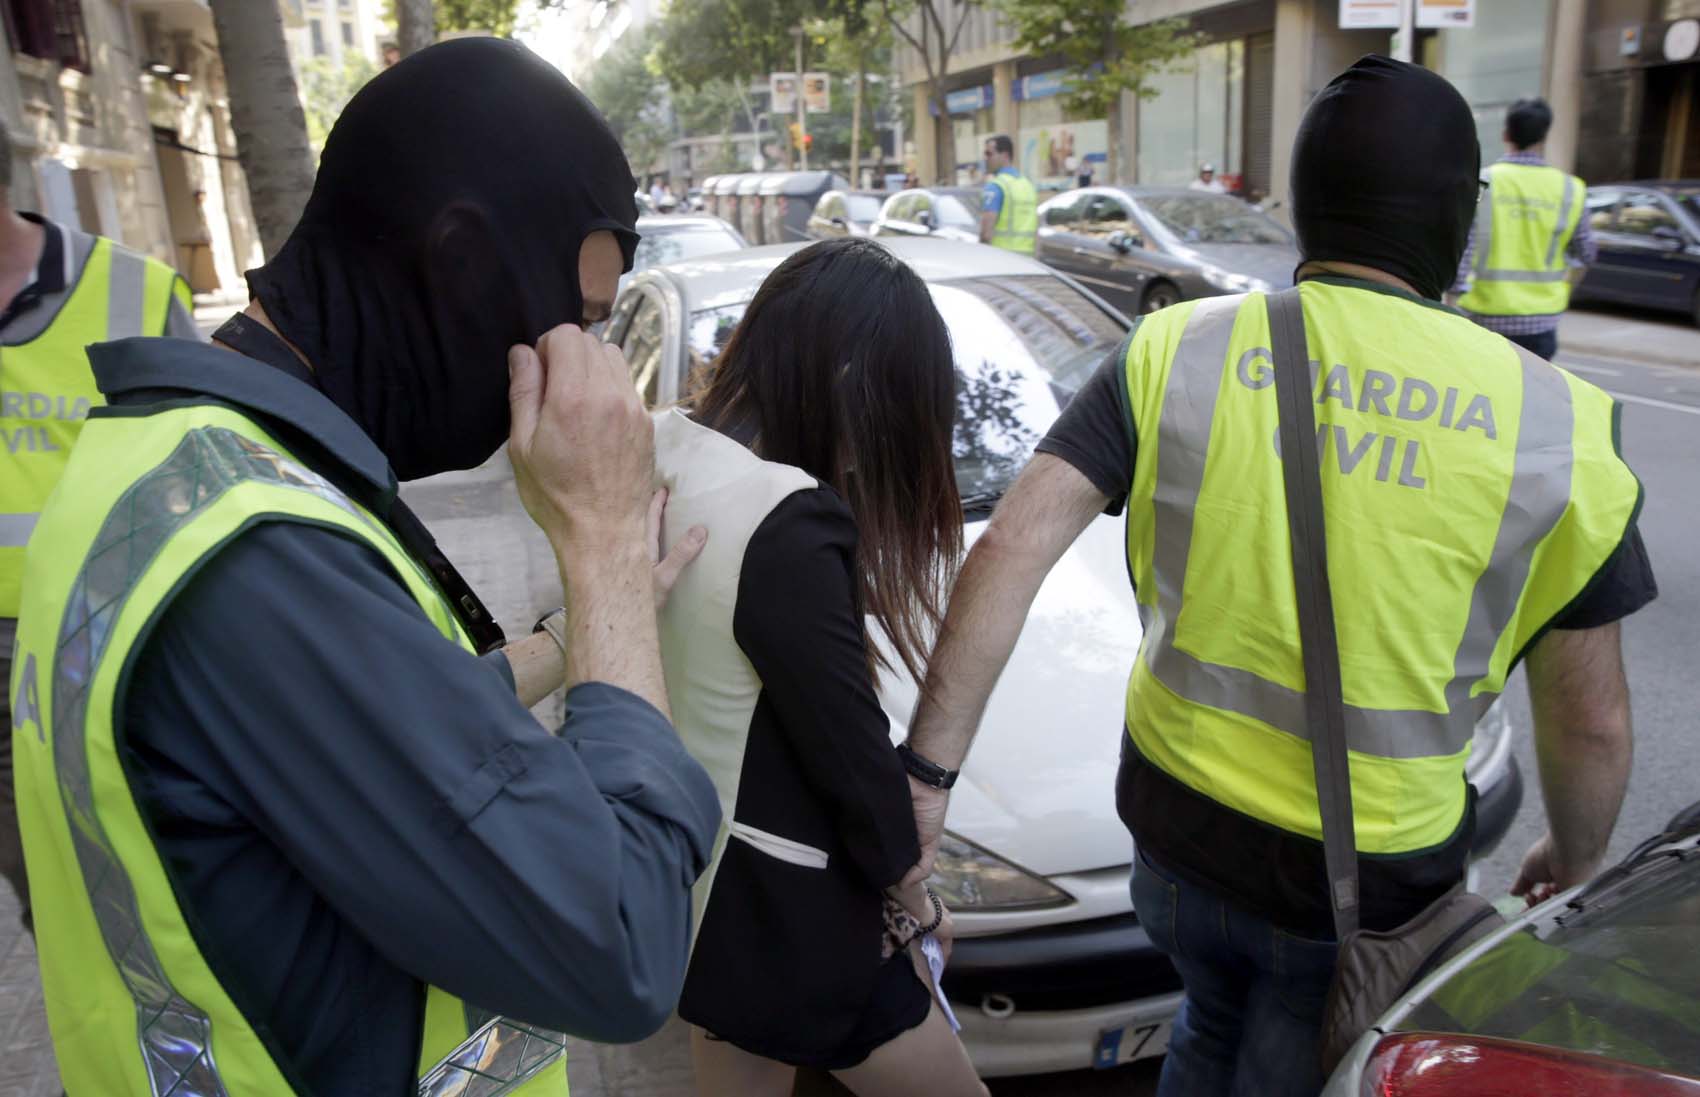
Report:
897,743,959,790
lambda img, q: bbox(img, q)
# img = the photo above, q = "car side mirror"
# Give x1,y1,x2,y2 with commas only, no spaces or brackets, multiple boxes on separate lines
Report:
831,216,847,227
1109,229,1142,253
1652,224,1687,248
917,209,934,229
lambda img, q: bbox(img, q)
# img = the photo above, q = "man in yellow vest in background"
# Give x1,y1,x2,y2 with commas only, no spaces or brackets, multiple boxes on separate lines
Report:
978,134,1037,254
0,124,193,936
1450,98,1595,360
898,57,1654,1097
7,40,716,1095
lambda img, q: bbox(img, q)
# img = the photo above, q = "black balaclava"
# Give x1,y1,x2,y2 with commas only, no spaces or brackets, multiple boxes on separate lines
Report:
249,38,638,480
1290,55,1480,301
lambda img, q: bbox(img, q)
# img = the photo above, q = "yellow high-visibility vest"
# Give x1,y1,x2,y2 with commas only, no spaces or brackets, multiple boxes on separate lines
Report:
0,234,189,615
8,399,570,1096
1457,162,1586,317
988,172,1038,254
1119,280,1639,855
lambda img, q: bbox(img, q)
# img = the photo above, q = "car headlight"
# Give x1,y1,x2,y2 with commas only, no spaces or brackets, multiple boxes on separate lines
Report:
927,832,1071,910
1201,265,1268,293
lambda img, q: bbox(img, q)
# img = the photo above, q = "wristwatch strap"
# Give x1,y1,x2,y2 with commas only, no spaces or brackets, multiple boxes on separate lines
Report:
897,743,959,790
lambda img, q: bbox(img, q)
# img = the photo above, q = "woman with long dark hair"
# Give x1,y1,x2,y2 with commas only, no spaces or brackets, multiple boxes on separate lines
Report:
652,238,986,1096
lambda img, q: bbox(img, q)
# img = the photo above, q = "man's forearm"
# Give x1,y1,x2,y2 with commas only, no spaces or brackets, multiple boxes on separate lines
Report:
503,631,565,709
978,212,996,245
1527,623,1632,878
556,537,672,720
910,455,1110,768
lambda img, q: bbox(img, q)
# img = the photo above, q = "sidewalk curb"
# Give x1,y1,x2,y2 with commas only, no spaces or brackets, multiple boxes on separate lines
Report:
1560,339,1698,372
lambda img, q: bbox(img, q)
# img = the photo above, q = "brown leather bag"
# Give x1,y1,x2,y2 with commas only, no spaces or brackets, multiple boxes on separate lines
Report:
1264,288,1505,1075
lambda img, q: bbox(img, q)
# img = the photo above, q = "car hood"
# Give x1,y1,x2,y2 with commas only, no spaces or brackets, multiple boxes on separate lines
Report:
1181,242,1300,288
879,513,1142,877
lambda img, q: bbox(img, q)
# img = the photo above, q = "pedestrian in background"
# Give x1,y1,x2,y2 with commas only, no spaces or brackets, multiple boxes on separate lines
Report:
1450,97,1594,361
8,38,717,1096
978,134,1037,254
0,123,192,937
896,56,1652,1097
656,238,987,1097
1190,162,1227,193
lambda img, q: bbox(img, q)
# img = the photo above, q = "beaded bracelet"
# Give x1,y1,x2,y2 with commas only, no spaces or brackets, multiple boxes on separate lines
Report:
917,887,946,936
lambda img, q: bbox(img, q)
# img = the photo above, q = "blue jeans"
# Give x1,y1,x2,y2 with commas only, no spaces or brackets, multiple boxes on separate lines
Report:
1131,849,1338,1097
1507,328,1558,361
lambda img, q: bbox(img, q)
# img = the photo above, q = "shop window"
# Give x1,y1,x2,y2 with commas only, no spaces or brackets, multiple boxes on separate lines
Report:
3,0,90,72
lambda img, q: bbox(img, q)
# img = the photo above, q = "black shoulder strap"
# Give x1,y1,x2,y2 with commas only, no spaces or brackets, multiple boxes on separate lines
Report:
1267,287,1360,941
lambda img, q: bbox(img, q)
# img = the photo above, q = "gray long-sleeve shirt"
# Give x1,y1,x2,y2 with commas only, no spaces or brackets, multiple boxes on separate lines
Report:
126,522,719,1092
93,333,720,1095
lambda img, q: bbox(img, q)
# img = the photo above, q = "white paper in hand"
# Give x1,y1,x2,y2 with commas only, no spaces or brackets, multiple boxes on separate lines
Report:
920,934,961,1033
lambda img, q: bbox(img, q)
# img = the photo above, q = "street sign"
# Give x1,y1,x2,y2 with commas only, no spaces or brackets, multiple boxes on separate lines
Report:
769,72,797,115
803,72,830,114
1339,0,1474,29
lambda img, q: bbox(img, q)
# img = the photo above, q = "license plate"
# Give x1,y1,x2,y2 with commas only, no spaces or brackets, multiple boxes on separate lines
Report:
1093,1020,1171,1070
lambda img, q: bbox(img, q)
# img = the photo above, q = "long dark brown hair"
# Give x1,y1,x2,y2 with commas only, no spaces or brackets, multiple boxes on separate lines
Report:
690,238,962,684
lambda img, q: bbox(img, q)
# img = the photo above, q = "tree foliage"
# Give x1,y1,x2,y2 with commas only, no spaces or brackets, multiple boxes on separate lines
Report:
382,0,525,41
583,29,671,177
653,0,819,92
996,0,1198,120
300,52,380,158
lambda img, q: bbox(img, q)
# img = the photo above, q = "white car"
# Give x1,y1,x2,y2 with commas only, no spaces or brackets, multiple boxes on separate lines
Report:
605,238,1525,1078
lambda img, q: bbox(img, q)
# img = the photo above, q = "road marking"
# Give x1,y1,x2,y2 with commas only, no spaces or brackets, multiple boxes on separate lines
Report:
1606,390,1700,417
1563,361,1621,377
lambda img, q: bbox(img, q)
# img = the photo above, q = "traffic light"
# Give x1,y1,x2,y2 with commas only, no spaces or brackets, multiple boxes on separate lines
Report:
801,133,813,151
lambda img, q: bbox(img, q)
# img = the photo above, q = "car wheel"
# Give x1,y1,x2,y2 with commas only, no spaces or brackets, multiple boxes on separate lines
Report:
1140,282,1181,314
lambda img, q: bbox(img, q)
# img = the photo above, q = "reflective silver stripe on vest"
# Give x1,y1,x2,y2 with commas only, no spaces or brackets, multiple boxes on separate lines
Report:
50,425,566,1095
0,512,37,547
1441,346,1574,716
418,1016,568,1096
1544,176,1577,269
106,246,148,338
1474,268,1569,284
1472,184,1493,278
1141,295,1573,760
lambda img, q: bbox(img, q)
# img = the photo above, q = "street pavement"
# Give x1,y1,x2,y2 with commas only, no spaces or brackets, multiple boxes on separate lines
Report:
0,302,1692,1096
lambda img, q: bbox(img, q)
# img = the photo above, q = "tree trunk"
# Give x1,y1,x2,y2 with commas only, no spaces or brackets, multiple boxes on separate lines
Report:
208,0,316,259
396,0,435,56
850,55,865,187
1105,93,1121,185
932,86,953,184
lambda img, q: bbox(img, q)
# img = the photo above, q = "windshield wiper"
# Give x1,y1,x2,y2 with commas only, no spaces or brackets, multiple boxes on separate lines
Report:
960,490,1003,515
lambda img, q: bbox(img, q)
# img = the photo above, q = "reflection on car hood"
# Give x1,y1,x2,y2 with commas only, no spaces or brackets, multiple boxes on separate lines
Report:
1182,243,1300,288
879,513,1142,877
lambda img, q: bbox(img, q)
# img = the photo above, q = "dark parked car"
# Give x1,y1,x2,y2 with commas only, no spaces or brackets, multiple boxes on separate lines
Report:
759,170,853,245
1036,186,1298,315
871,187,985,243
1324,799,1700,1096
1572,181,1700,326
806,190,886,239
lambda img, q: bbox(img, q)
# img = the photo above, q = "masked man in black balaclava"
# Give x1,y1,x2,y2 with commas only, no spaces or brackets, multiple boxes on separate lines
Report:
9,38,721,1095
884,54,1655,1097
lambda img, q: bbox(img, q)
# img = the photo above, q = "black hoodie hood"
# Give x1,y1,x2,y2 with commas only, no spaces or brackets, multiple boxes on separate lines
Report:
1290,55,1480,301
248,37,639,480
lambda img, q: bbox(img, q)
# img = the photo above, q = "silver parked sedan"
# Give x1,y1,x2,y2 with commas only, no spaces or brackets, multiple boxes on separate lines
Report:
605,238,1525,1079
1036,187,1299,316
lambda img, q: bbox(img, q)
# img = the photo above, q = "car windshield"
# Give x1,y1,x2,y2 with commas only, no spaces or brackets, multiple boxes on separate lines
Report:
634,226,742,272
1138,194,1291,246
935,193,982,228
687,274,1125,509
1396,851,1700,1076
846,195,883,222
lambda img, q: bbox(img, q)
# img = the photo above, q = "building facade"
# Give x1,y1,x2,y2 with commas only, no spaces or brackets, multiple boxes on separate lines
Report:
1578,0,1700,182
898,0,1624,212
